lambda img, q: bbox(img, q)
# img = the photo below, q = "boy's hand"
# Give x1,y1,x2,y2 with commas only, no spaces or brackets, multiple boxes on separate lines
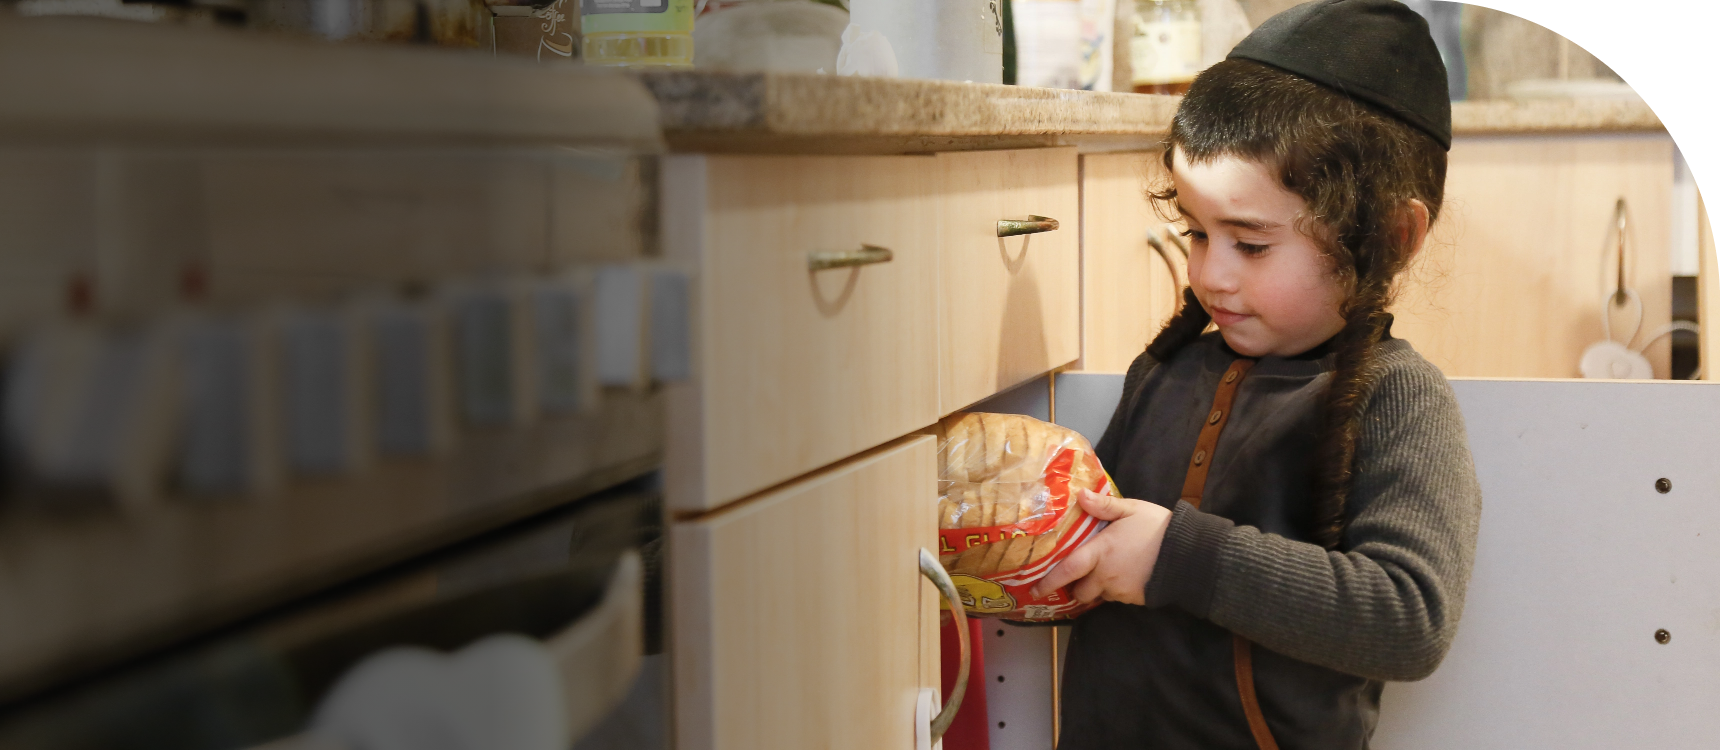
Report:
1030,488,1174,606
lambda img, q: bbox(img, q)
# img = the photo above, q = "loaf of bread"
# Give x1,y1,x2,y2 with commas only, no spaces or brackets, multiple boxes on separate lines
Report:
936,412,1114,621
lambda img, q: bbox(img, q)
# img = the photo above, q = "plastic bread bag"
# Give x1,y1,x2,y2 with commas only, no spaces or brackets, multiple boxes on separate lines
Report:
936,412,1115,621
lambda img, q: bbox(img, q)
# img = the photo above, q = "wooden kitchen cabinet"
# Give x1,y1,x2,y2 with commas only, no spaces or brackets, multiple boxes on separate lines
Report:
937,147,1081,412
1078,151,1184,372
1392,133,1675,378
670,435,941,750
663,154,942,512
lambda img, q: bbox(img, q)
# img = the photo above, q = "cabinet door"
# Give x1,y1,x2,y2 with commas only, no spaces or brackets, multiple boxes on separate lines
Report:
662,154,941,512
937,147,1080,413
670,435,940,750
1078,151,1184,372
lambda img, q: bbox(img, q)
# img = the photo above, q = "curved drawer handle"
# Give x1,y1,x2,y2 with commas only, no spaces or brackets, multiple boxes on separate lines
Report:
1146,227,1185,294
919,548,969,742
808,244,894,271
996,215,1060,238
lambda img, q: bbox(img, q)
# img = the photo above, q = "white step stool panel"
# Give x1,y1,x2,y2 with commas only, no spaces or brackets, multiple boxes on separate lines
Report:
981,623,1056,750
1052,371,1125,446
1051,373,1720,747
971,376,1051,422
1376,379,1720,749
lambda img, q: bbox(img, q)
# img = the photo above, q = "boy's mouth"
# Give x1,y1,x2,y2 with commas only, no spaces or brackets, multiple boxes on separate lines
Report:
1209,305,1251,327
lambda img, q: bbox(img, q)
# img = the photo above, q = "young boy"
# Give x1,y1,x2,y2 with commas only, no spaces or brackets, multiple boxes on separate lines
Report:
1031,2,1483,747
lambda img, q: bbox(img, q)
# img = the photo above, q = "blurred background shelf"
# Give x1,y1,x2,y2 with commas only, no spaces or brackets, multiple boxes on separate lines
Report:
0,388,661,704
0,13,661,149
0,9,670,725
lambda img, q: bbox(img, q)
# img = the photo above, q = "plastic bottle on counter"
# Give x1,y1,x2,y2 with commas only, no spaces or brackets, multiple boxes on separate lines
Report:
580,0,698,68
1129,0,1200,94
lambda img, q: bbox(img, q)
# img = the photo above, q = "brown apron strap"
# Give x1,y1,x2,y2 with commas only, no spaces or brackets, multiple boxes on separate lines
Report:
1178,358,1280,750
1180,359,1254,506
1233,635,1281,750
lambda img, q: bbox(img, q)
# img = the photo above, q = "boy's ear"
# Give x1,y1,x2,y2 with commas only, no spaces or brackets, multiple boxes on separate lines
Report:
1400,199,1431,261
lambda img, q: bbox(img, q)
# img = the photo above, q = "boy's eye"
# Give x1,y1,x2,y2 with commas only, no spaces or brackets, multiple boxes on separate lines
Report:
1180,228,1207,242
1236,242,1270,255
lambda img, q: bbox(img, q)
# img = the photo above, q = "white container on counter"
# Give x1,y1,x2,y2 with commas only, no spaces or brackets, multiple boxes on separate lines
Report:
848,0,1003,83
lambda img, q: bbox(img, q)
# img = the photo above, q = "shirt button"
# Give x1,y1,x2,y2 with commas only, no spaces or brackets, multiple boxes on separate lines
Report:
1208,410,1223,424
1193,449,1207,466
1224,370,1239,383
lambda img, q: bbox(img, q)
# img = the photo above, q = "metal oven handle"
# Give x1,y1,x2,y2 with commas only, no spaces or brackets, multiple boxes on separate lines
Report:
919,548,969,742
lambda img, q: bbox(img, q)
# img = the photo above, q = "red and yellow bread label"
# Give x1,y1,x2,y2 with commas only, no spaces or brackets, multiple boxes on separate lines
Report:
939,446,1114,621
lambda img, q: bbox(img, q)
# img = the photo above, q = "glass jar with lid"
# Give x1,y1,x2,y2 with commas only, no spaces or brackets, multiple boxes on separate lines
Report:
1129,0,1201,94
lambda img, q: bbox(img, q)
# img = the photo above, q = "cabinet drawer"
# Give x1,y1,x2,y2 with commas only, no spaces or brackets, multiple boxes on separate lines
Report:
663,154,940,511
937,147,1080,413
1079,151,1184,372
671,435,940,750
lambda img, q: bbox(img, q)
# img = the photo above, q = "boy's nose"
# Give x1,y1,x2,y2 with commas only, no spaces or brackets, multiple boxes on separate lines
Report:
1193,250,1242,294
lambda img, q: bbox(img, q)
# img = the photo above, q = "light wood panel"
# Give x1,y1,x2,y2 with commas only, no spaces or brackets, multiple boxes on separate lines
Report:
1393,134,1675,378
662,154,941,512
1700,193,1718,381
1077,151,1184,372
670,435,939,750
937,147,1081,412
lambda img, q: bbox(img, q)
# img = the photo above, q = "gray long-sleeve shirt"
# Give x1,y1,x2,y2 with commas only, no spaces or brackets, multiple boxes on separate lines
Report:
1058,332,1482,750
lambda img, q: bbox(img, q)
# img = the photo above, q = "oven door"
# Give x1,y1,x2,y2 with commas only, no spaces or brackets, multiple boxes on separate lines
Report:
0,482,664,750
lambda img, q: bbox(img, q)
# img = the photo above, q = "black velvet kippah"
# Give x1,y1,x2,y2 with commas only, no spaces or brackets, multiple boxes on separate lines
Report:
1226,0,1451,150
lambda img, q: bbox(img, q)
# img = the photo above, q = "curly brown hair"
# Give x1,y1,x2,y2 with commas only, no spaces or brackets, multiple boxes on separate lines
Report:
1144,58,1448,549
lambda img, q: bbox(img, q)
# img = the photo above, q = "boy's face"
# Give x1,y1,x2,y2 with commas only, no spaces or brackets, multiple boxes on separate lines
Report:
1171,149,1349,358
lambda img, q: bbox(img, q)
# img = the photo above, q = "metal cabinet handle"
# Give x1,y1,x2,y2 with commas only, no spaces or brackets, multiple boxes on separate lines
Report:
1161,225,1190,258
808,244,893,271
919,548,969,742
996,215,1060,238
1612,198,1630,305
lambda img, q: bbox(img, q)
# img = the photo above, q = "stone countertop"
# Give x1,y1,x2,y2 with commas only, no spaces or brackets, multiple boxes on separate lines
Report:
639,72,1180,154
1451,97,1663,135
639,71,1665,154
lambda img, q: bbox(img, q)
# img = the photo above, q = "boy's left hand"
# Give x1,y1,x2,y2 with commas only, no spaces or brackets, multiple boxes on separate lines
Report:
1030,488,1174,606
